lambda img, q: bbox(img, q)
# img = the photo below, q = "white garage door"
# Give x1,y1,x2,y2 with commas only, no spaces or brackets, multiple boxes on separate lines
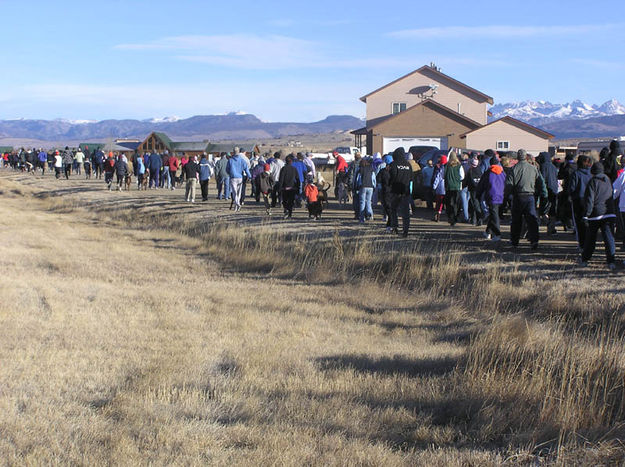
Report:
382,137,447,155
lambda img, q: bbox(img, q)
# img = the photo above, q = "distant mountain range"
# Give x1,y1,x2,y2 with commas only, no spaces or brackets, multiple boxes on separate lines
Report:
0,113,364,142
3,100,625,143
489,99,625,125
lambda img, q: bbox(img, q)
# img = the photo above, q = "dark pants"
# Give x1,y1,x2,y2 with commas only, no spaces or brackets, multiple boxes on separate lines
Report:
511,195,539,246
381,190,392,227
446,190,461,225
571,199,587,250
149,169,159,188
116,173,124,189
469,191,483,224
262,193,271,212
96,163,103,178
308,201,323,218
352,191,360,219
582,218,615,264
64,165,71,179
271,182,281,207
486,203,501,237
282,189,297,216
200,179,209,200
390,193,411,235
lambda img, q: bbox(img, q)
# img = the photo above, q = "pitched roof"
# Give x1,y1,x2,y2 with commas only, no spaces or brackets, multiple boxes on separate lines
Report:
153,132,173,147
460,116,555,139
365,98,483,130
171,141,210,152
360,65,494,104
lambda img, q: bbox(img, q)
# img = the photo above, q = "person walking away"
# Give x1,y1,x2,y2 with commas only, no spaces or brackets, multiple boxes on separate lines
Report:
407,152,420,215
180,153,189,183
114,154,128,191
160,151,170,189
346,152,362,219
38,149,47,176
507,149,542,249
136,155,146,189
258,164,275,215
466,157,484,225
356,158,376,222
279,155,300,219
269,152,284,207
443,152,464,226
388,147,413,237
148,151,162,188
603,140,621,183
568,155,592,251
199,153,213,201
104,153,116,190
83,154,92,179
304,174,323,220
184,155,200,202
292,153,309,208
74,148,85,175
215,153,230,199
379,155,393,231
421,159,435,210
62,146,73,179
432,155,447,222
250,156,267,202
459,153,471,222
476,158,506,241
612,160,625,253
95,148,105,179
54,151,63,179
537,152,559,235
168,153,180,189
226,150,251,211
334,150,348,199
580,162,617,269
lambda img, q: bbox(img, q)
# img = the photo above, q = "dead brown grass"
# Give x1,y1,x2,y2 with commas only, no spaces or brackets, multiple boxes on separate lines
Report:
2,172,625,465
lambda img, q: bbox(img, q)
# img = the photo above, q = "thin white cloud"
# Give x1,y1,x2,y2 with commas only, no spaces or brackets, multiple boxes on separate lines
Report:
570,58,625,70
390,23,622,39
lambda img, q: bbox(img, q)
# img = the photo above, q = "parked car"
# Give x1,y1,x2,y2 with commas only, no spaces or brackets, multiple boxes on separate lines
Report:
408,145,437,160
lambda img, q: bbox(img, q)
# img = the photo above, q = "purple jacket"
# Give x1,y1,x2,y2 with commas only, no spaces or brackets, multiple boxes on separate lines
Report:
477,165,506,205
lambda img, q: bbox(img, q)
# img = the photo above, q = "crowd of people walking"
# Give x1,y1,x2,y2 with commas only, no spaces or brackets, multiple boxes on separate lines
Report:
3,140,625,268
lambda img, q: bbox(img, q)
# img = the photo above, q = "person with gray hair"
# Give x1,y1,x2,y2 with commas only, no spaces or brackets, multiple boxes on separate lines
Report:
506,149,544,249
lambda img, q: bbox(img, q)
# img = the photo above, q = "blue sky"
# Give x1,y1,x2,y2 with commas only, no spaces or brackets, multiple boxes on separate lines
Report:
1,0,623,121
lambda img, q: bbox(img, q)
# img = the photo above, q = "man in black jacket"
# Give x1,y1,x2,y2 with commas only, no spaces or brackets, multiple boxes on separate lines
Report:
537,152,559,234
388,147,413,237
279,155,300,219
580,162,617,269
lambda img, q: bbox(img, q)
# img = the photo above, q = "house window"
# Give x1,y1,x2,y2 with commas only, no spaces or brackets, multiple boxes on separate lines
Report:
392,102,407,115
497,141,510,150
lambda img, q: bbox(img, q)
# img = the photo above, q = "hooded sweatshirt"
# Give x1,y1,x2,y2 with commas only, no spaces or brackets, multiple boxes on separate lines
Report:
537,152,558,194
388,148,413,195
603,140,621,182
584,162,616,220
569,166,591,203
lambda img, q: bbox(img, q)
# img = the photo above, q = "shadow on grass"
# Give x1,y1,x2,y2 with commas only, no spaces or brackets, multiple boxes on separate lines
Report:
315,354,458,378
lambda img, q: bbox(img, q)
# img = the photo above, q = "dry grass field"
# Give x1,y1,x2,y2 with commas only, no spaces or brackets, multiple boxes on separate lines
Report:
1,170,625,465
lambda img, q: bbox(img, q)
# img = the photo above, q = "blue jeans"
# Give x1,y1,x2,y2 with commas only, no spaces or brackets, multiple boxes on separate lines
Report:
582,218,615,264
460,187,469,221
217,177,230,199
359,187,374,221
161,166,170,189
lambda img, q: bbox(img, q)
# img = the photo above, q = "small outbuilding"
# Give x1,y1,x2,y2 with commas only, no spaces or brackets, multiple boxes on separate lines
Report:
137,132,210,157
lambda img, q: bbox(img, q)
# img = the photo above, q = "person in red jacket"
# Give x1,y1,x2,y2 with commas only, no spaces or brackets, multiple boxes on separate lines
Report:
168,155,180,190
334,151,348,199
304,174,322,220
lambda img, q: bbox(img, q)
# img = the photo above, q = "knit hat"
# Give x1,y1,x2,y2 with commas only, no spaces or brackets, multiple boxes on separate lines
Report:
383,155,393,164
439,155,448,165
264,163,270,172
591,161,604,175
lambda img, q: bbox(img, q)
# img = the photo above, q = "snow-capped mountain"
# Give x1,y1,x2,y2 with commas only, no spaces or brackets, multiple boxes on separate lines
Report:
489,99,625,125
145,116,182,123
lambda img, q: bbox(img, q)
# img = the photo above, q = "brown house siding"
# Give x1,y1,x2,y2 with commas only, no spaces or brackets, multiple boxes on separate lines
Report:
369,103,479,154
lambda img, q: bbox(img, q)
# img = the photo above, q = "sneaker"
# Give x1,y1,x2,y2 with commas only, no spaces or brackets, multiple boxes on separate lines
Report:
483,232,491,240
492,235,501,242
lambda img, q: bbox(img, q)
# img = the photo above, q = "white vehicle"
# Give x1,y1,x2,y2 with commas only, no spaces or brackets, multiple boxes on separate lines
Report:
325,146,365,164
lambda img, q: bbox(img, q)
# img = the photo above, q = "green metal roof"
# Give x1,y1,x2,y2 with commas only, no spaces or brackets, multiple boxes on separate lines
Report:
171,141,210,152
153,132,173,148
79,143,105,152
0,146,13,153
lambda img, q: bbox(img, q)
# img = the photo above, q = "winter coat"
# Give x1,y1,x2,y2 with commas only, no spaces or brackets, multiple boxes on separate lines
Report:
169,156,180,173
356,165,376,189
432,166,446,196
613,170,625,213
137,157,146,175
444,164,464,191
558,160,576,194
603,140,621,182
114,160,128,176
304,183,319,202
292,160,308,184
269,158,284,182
477,164,506,205
507,160,541,196
278,163,300,191
584,165,616,220
258,172,274,194
226,155,251,179
62,150,73,165
537,152,559,194
149,153,162,171
199,158,213,181
467,166,483,192
568,168,591,202
215,157,229,179
388,148,413,195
